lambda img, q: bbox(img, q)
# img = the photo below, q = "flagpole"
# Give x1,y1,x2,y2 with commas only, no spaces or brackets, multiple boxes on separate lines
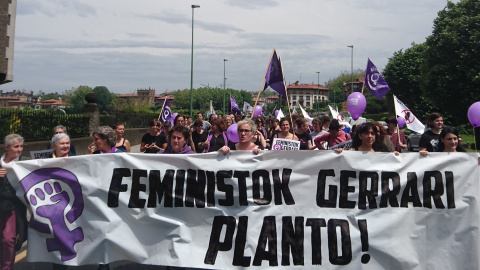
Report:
157,98,167,121
392,95,402,145
252,49,276,118
278,56,293,129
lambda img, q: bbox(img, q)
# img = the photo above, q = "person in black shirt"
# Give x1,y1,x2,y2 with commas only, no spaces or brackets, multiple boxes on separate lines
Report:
141,119,167,153
295,118,314,150
192,120,208,153
419,112,443,153
202,118,230,152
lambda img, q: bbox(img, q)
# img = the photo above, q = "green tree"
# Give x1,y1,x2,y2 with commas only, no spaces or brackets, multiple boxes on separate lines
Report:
421,0,480,125
325,69,365,97
65,85,92,113
41,93,59,101
383,42,433,119
170,87,254,115
110,97,151,113
92,86,114,113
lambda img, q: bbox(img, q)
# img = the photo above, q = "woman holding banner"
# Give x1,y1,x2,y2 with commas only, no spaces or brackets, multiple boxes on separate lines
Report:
346,122,398,155
219,119,261,155
0,134,27,270
161,125,195,154
48,133,72,158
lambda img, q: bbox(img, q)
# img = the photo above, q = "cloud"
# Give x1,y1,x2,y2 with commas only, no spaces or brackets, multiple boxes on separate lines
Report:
16,0,96,17
145,12,243,33
224,0,280,9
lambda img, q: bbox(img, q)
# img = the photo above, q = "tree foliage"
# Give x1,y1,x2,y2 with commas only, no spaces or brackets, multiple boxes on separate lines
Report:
92,86,115,113
110,97,152,113
384,0,480,125
41,93,59,101
383,42,433,120
170,88,253,115
421,0,480,125
65,85,92,113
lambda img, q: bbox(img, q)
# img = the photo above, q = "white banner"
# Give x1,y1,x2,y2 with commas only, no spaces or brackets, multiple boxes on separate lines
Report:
5,152,480,269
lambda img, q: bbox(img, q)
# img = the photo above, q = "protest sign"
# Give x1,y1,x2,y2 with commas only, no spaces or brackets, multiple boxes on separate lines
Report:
271,138,300,150
329,140,352,150
30,149,53,159
5,151,480,269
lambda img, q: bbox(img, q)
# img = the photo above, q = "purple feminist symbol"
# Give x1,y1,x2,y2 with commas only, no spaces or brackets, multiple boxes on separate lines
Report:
21,168,84,261
273,143,282,151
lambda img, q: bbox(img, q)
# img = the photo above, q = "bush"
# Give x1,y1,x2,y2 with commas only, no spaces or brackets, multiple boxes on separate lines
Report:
0,109,90,143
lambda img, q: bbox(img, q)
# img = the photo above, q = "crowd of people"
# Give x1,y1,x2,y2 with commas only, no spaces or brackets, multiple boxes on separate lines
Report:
0,110,477,270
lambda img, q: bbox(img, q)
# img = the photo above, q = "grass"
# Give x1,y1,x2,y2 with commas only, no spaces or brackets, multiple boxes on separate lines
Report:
460,133,478,152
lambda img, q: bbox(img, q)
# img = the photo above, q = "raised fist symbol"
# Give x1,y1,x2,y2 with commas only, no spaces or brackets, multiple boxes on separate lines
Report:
21,168,85,261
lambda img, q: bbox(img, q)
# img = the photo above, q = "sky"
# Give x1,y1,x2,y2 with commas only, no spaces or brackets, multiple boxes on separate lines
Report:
1,0,457,94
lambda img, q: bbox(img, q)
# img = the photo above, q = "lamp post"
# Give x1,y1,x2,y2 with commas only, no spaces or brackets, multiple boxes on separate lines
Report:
190,4,200,117
223,59,228,114
347,45,353,93
316,71,320,115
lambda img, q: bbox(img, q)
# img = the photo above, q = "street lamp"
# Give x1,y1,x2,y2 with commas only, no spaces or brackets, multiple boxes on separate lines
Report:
347,45,353,93
316,71,320,115
223,58,228,114
190,4,200,117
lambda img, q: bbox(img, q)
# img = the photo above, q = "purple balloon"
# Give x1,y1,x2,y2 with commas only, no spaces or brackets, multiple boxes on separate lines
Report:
468,102,480,127
346,92,366,120
226,124,239,143
172,112,178,120
275,110,279,117
252,105,262,117
397,117,406,128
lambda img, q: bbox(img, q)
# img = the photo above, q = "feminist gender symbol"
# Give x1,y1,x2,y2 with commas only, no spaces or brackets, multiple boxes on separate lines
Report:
272,143,282,150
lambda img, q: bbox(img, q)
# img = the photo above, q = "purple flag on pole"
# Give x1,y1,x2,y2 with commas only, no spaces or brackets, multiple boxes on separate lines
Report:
230,94,241,115
160,99,172,124
263,50,287,98
364,58,390,99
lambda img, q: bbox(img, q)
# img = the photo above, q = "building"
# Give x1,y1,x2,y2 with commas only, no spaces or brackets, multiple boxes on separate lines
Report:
264,95,279,104
117,88,174,107
342,77,364,97
287,82,330,110
0,0,16,84
0,90,38,109
34,99,67,110
0,89,38,103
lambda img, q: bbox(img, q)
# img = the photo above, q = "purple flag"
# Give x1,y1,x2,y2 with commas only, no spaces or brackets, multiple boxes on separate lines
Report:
160,99,172,124
230,94,241,115
364,58,390,99
263,50,287,98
